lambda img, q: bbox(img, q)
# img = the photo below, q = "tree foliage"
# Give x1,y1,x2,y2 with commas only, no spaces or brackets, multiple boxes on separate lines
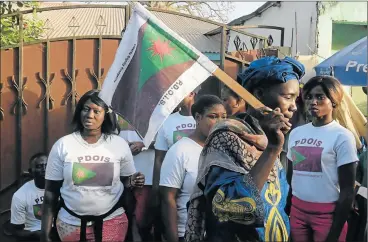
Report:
0,1,44,47
140,1,234,23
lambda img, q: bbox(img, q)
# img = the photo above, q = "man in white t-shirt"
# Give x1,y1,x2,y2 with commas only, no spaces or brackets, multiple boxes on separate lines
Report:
10,153,47,241
150,91,197,239
152,92,197,194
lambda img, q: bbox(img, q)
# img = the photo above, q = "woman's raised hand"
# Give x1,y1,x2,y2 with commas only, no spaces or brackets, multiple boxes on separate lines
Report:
255,107,292,150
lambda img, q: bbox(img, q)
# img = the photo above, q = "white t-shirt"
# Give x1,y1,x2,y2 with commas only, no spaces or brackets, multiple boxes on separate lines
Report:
119,130,155,185
154,112,196,151
10,180,44,232
287,121,358,203
46,132,136,225
159,137,202,237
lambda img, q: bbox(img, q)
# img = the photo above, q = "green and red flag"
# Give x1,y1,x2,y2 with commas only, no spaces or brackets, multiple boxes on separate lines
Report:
291,146,323,172
72,163,114,186
99,3,217,147
33,204,42,220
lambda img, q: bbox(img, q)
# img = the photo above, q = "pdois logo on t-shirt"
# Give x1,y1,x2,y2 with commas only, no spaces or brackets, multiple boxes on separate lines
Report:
291,146,323,172
33,204,42,220
173,129,193,143
72,163,114,186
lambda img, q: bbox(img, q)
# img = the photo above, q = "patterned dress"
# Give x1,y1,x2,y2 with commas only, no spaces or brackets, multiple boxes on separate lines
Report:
185,114,290,242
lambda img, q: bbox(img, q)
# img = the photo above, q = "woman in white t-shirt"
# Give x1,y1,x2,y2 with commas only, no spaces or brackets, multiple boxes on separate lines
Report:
159,95,227,242
287,76,358,242
41,90,145,242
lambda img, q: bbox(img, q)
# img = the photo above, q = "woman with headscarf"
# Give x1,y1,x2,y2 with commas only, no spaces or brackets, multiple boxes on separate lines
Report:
185,56,305,242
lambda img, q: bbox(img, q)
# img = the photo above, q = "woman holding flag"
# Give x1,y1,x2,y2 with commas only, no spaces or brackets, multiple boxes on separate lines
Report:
185,56,305,242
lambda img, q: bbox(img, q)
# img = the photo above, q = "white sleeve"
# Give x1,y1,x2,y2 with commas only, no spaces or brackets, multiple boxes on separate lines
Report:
335,131,359,167
119,139,137,177
154,126,169,151
119,130,130,142
159,147,185,189
119,130,143,143
10,193,26,225
45,140,64,181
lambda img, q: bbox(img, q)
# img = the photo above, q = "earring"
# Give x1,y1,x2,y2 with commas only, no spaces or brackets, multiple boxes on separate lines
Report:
332,103,336,107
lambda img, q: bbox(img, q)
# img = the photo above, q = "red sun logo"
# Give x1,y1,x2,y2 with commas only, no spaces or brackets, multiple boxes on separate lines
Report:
148,38,174,62
76,170,85,179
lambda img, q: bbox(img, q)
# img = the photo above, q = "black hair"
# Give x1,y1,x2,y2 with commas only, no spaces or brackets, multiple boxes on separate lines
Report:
191,94,224,118
363,87,367,95
222,85,242,101
72,89,120,137
29,152,47,166
303,76,344,107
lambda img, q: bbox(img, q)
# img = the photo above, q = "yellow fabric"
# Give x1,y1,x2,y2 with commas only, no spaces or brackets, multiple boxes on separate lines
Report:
334,89,367,149
264,177,289,242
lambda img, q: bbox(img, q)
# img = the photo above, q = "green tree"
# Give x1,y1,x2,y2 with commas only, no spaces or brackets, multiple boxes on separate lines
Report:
1,1,44,47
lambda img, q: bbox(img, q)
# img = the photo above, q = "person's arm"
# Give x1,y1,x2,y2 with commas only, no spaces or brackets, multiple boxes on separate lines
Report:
250,107,291,190
249,147,282,190
40,140,64,242
325,132,358,242
41,180,62,242
356,152,365,184
152,127,168,193
119,139,144,188
325,163,356,242
160,187,179,242
120,172,145,188
149,141,155,150
159,146,185,242
153,149,167,191
129,142,145,156
10,195,41,241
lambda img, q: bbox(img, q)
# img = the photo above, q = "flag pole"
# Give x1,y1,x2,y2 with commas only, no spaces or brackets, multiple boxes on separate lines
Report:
130,2,266,110
212,67,265,109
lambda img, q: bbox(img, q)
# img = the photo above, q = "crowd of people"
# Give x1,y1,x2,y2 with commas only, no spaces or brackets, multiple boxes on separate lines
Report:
7,56,367,242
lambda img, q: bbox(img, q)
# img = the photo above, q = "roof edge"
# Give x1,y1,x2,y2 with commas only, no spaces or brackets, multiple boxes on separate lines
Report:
146,7,225,28
228,1,281,26
4,3,224,29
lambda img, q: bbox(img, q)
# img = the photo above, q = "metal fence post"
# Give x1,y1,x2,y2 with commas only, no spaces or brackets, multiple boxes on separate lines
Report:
36,19,55,152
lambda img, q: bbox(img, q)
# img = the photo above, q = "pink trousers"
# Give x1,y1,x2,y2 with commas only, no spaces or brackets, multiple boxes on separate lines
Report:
56,213,128,242
290,196,348,242
134,186,153,229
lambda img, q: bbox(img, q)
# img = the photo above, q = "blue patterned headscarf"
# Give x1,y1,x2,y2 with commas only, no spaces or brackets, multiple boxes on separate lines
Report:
237,56,305,92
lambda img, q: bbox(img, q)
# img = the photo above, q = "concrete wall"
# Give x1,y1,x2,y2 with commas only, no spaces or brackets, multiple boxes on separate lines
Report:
318,2,367,113
228,1,367,58
227,1,318,56
316,2,367,58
